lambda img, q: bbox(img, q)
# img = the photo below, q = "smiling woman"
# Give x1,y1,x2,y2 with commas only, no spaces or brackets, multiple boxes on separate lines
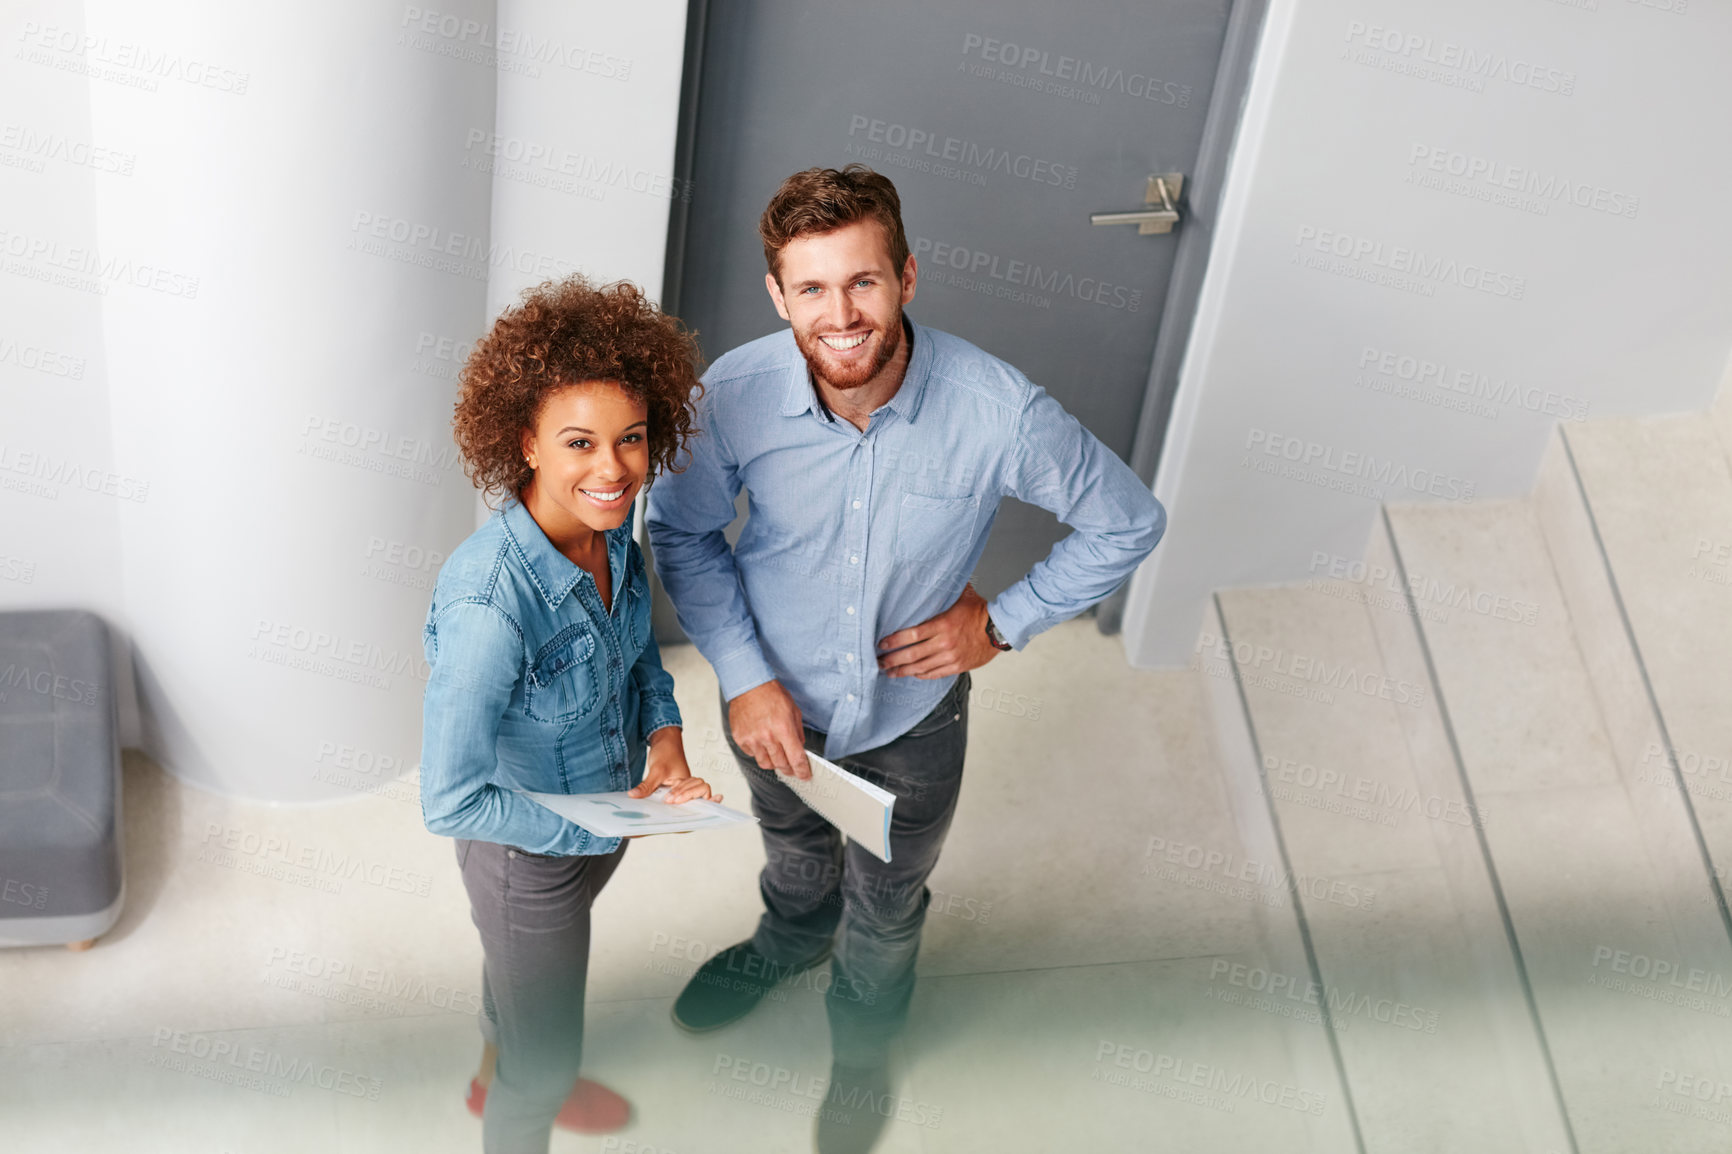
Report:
421,275,719,1152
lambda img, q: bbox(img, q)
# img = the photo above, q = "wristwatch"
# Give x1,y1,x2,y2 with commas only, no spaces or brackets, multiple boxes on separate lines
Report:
984,615,1012,652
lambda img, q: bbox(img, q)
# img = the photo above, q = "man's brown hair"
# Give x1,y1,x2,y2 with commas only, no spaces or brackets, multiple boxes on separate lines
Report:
758,164,911,284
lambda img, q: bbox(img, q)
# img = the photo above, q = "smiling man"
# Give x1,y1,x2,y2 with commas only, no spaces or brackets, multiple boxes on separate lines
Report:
646,165,1165,1152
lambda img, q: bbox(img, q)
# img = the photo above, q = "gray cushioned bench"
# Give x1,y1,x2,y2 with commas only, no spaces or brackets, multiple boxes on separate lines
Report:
0,609,124,949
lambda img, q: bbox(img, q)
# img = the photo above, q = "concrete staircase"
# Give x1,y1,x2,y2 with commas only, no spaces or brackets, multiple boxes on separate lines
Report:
1191,387,1732,1152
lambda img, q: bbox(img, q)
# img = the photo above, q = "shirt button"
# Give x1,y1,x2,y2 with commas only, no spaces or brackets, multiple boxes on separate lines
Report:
850,555,859,564
846,653,855,662
846,694,855,701
851,499,861,509
846,606,855,615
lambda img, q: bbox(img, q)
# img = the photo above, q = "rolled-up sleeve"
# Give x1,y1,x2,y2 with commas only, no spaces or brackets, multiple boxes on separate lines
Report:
645,395,778,699
419,599,618,856
987,385,1167,650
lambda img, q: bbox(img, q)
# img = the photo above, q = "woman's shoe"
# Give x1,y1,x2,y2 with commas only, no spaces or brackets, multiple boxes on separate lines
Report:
465,1075,633,1134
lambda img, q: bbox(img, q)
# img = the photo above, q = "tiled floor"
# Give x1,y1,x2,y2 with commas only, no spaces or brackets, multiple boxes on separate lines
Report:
0,619,1339,1153
7,399,1729,1153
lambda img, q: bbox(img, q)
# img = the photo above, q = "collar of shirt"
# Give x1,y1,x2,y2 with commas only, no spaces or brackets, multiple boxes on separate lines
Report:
779,317,933,427
500,496,626,613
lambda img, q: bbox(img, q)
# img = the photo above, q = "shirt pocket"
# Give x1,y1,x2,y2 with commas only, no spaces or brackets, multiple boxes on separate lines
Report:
524,623,602,724
893,491,980,578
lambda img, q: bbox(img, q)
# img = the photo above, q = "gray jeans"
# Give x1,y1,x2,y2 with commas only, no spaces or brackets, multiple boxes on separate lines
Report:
725,673,971,1066
455,836,629,1154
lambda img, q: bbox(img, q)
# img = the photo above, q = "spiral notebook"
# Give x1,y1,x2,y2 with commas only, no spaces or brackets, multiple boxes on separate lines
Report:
786,752,896,864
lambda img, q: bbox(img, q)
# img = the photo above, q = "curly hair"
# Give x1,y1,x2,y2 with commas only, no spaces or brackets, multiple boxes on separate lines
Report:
454,276,704,507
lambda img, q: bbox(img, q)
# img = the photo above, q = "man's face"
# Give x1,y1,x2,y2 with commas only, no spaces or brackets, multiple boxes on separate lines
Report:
765,218,917,392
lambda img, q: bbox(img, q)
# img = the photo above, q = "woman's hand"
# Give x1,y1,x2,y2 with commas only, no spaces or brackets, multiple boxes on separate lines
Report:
629,726,722,806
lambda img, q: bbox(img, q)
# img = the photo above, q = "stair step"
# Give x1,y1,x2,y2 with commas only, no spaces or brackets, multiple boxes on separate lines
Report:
1563,408,1732,901
1209,513,1569,1154
1388,467,1732,1153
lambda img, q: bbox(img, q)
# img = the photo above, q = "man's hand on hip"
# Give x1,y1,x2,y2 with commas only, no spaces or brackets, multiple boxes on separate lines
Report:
728,679,812,780
877,584,1003,679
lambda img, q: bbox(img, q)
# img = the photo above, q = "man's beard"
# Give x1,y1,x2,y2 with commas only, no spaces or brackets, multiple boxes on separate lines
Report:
795,311,903,392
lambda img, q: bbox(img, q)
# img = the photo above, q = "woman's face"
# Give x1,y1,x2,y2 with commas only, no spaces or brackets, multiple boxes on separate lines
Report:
520,380,649,538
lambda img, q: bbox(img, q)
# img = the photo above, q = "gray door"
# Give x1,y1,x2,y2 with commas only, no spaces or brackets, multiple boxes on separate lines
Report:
659,0,1240,627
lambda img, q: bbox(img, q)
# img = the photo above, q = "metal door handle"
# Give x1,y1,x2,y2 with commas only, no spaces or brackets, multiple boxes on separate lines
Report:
1091,174,1184,235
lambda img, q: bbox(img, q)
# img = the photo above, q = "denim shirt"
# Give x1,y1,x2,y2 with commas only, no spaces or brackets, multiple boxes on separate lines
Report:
646,319,1165,760
418,498,683,856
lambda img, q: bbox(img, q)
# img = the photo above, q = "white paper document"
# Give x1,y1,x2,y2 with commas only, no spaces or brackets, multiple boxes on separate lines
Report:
785,752,897,864
520,787,758,838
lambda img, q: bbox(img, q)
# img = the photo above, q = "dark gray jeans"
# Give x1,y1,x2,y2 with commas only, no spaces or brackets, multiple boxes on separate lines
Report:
725,673,970,1066
455,836,629,1154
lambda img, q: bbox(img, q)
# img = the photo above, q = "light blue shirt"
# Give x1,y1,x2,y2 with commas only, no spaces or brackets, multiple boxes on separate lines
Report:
418,499,683,856
646,319,1165,759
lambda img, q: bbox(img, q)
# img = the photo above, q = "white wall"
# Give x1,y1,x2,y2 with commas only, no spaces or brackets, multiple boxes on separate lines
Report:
22,0,1725,788
0,0,687,803
1123,0,1732,667
0,2,135,740
485,0,687,314
479,0,689,527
